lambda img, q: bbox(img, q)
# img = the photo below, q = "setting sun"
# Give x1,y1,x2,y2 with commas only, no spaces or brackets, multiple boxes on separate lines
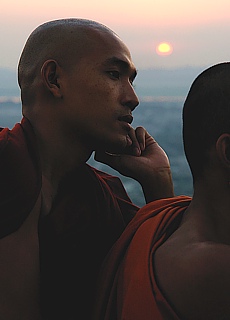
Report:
156,42,173,56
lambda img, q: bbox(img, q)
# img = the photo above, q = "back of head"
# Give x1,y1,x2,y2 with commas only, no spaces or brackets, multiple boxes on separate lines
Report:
183,62,230,181
18,18,116,107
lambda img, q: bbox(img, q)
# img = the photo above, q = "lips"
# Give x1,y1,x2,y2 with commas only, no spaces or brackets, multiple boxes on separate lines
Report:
118,114,133,125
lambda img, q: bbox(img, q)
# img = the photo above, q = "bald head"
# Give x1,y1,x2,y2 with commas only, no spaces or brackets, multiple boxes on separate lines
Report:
183,62,230,181
18,18,118,105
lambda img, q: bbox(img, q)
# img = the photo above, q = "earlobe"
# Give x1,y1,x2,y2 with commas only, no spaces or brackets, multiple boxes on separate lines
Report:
41,60,62,98
216,134,230,167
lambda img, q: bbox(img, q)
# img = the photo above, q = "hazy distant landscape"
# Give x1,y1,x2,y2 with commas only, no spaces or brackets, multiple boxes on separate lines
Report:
0,65,197,206
0,65,207,100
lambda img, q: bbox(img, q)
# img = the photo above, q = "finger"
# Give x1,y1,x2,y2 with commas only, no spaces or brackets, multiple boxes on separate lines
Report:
134,126,146,151
128,128,141,156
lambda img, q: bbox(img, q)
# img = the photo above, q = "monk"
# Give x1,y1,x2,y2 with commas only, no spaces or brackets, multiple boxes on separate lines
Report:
93,62,230,320
0,19,174,319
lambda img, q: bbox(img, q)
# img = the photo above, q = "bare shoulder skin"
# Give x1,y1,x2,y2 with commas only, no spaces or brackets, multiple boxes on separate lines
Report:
154,63,230,320
155,203,230,320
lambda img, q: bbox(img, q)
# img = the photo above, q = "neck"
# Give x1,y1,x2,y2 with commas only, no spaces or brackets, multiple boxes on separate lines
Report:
40,138,92,184
182,178,230,244
35,126,93,216
31,119,93,188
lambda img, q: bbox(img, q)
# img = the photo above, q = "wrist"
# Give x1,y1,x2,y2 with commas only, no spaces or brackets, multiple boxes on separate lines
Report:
140,168,174,203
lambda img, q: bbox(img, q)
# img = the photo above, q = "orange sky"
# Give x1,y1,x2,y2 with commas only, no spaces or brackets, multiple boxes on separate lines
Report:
1,0,230,70
2,0,229,26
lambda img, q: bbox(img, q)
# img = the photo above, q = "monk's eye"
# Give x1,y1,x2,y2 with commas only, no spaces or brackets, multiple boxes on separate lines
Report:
108,71,120,80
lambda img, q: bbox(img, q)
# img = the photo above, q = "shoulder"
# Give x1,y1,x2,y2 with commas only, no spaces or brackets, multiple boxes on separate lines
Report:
87,165,139,222
0,118,33,154
87,165,128,197
0,126,9,150
0,118,37,169
0,118,41,238
155,240,230,319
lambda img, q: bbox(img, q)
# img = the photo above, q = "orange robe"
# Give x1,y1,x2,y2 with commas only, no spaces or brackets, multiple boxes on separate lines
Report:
94,196,191,320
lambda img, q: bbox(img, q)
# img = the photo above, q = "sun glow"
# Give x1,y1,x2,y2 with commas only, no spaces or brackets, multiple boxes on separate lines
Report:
156,42,173,56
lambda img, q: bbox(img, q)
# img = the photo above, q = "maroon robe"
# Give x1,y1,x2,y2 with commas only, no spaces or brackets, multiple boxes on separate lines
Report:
0,117,139,319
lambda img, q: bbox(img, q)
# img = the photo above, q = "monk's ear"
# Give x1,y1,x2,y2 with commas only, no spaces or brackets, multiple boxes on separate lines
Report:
41,60,63,98
216,134,230,168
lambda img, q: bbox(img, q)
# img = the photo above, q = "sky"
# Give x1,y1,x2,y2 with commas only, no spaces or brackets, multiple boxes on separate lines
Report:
1,0,230,71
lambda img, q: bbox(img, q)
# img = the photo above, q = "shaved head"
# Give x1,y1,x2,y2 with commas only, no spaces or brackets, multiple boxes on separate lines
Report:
15,17,139,190
18,18,118,105
183,62,230,181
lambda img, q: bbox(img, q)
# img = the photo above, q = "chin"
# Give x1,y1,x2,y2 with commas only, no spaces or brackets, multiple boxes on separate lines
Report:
105,139,127,155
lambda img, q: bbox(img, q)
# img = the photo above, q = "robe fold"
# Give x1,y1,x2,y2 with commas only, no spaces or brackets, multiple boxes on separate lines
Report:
93,196,191,320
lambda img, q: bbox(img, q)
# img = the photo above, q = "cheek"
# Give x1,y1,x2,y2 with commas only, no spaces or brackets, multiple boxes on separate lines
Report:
70,74,120,118
86,85,118,112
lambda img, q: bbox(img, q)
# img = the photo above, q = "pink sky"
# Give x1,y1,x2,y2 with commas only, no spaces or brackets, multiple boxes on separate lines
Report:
1,0,230,70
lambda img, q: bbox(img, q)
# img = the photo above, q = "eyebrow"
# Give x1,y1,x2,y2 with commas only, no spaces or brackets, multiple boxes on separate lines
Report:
103,57,137,80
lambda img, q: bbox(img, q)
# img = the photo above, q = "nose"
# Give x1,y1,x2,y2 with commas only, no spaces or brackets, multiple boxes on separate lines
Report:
121,83,139,111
